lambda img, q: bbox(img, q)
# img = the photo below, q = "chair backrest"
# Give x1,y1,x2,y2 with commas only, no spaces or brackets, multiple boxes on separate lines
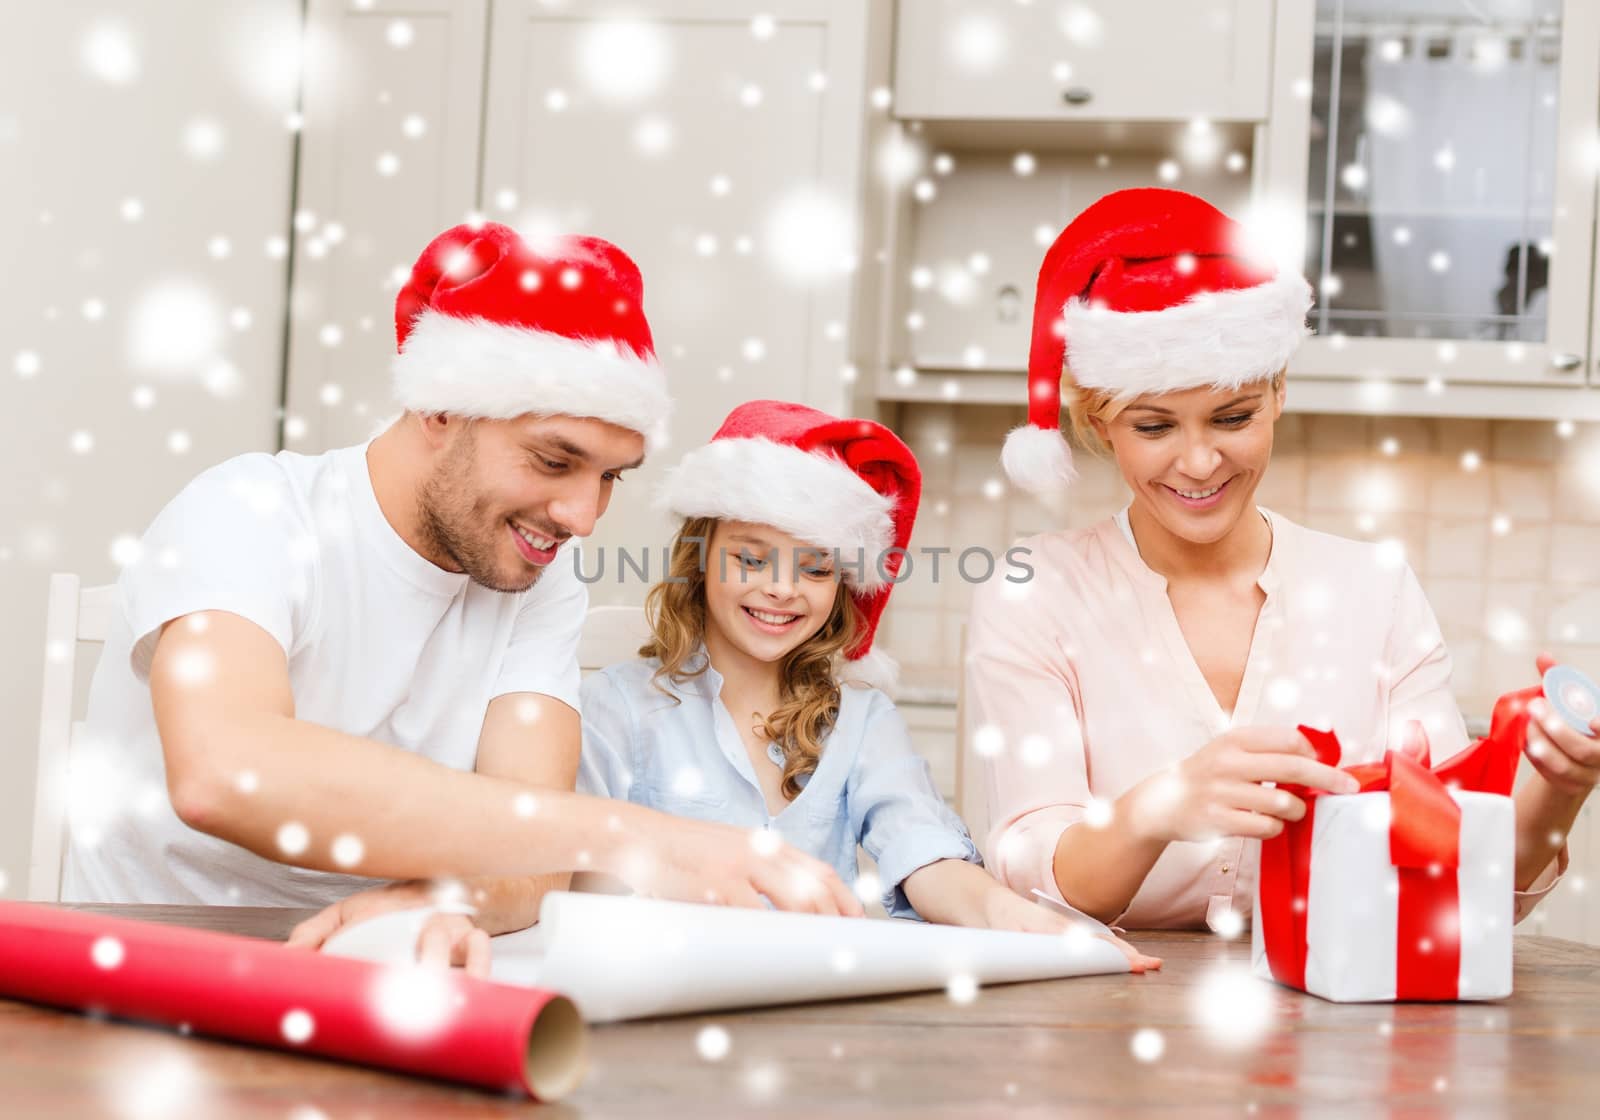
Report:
579,604,651,674
953,624,992,861
30,574,118,902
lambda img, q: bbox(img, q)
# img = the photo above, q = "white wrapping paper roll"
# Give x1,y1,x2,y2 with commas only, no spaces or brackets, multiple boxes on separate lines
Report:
327,891,1130,1022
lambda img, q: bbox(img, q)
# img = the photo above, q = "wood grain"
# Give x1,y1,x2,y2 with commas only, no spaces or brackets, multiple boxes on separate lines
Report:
2,907,1597,1117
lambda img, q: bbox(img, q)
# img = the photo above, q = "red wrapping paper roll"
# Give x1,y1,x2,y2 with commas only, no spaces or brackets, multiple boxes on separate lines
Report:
0,901,585,1099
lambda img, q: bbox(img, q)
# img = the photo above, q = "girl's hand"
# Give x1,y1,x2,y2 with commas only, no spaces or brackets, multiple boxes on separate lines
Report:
1525,653,1600,796
1136,726,1359,844
979,885,1162,973
624,812,865,917
286,879,494,978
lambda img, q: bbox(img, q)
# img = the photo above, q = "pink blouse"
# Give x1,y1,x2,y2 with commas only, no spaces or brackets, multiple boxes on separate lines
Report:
967,508,1563,930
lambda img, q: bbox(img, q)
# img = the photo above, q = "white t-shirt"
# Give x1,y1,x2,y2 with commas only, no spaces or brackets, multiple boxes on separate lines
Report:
62,442,587,905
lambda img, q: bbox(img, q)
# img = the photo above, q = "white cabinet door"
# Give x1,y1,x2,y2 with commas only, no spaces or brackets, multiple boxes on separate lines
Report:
480,0,869,603
0,0,301,888
1269,0,1600,390
284,0,487,452
893,0,1274,122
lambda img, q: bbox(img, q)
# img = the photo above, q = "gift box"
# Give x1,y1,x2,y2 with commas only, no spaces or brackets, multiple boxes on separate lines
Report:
1252,685,1536,1003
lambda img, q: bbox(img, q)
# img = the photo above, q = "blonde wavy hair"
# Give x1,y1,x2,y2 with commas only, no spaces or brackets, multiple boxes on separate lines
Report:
640,516,866,801
1065,368,1287,453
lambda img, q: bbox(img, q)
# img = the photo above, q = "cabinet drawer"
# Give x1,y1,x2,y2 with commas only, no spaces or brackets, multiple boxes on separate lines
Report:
894,0,1273,122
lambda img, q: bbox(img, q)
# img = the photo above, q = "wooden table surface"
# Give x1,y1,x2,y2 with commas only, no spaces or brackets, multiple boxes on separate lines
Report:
3,906,1598,1118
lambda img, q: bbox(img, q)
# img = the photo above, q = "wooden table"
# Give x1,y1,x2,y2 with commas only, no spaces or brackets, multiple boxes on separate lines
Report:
3,906,1598,1118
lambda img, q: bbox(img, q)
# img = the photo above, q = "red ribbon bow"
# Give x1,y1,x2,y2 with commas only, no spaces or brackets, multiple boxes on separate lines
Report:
1258,685,1533,1000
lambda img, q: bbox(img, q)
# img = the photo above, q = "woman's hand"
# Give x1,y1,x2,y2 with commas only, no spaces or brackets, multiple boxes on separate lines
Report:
1134,726,1359,844
286,879,493,977
1524,653,1600,796
978,886,1162,973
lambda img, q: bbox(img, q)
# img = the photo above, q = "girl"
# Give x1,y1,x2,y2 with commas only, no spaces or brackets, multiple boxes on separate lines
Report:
972,187,1594,929
579,399,1156,963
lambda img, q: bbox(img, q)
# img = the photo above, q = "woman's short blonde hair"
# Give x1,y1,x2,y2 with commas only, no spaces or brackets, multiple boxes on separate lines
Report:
1064,368,1286,453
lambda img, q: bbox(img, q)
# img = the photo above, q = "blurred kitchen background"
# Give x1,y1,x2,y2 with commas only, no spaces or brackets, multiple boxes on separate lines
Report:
4,0,1599,941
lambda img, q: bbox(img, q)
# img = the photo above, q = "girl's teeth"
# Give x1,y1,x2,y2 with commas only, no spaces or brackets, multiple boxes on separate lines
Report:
749,608,798,625
1177,484,1221,500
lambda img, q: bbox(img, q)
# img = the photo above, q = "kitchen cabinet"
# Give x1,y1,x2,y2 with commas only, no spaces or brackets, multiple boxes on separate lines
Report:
893,0,1274,123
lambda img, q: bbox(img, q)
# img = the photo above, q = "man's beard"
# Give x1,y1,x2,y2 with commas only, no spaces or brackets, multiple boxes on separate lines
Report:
416,439,543,594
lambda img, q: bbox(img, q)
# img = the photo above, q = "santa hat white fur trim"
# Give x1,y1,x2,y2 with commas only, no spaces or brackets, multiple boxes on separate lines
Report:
837,646,901,696
392,310,672,450
1001,424,1078,497
1063,270,1312,396
655,437,898,591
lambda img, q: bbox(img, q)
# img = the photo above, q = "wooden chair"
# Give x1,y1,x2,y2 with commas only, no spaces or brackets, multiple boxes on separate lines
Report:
578,604,651,674
29,574,118,901
952,625,992,861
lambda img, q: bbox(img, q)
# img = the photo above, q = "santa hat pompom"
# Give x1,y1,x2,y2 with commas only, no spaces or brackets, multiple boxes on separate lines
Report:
838,646,901,697
1001,424,1077,497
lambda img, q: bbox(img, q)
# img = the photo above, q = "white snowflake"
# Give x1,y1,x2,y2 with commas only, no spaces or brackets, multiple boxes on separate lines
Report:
1189,964,1275,1050
578,20,671,103
280,1009,315,1045
1130,1027,1165,1062
276,821,309,856
695,1024,731,1061
91,936,125,970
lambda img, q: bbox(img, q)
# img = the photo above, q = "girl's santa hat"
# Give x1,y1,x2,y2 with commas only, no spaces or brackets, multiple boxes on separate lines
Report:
657,400,920,693
392,222,670,450
1003,188,1313,497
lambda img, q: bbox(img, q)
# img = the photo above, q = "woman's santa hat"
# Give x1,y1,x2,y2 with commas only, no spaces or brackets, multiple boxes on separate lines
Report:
656,400,920,693
1003,188,1313,496
392,222,671,449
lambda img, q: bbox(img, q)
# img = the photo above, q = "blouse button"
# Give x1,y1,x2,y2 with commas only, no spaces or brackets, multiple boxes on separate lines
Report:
1221,864,1232,874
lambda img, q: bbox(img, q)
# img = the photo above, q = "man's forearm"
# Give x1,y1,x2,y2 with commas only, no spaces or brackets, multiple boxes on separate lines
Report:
460,873,571,934
163,711,641,881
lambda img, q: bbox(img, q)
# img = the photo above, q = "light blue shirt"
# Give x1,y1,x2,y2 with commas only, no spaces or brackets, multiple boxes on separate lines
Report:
577,653,981,919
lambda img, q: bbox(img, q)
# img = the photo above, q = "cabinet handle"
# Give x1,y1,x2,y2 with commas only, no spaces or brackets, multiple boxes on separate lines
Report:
1061,87,1093,106
1550,352,1583,371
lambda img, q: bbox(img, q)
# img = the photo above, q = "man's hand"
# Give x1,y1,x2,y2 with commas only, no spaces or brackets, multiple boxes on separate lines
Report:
286,880,494,978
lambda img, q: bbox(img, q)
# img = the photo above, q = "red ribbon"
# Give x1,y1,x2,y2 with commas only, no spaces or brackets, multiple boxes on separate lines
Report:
1258,686,1534,1000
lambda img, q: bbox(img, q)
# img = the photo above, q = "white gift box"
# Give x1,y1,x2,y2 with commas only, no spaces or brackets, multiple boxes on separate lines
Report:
1252,790,1513,1002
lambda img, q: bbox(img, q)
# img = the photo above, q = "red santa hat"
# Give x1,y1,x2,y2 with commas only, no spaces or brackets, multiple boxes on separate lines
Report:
392,222,670,450
1003,188,1313,496
656,400,920,693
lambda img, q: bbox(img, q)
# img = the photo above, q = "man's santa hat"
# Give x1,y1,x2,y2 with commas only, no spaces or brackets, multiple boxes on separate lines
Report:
656,400,920,693
1003,188,1313,496
392,222,670,449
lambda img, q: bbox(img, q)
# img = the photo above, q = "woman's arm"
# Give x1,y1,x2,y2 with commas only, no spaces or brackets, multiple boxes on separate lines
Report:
1513,656,1600,889
1048,785,1170,923
1049,727,1354,923
1384,570,1589,910
965,576,1349,925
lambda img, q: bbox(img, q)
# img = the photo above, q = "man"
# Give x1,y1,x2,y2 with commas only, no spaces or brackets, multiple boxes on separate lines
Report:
62,222,860,941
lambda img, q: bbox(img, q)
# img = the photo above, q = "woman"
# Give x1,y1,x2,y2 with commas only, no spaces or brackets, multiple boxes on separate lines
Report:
970,187,1594,930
